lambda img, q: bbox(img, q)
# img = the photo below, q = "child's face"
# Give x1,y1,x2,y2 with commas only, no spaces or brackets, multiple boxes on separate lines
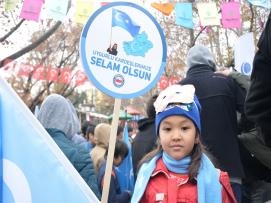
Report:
159,115,198,160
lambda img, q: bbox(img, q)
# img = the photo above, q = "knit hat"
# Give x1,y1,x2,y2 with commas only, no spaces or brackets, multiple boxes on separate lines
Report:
154,84,201,135
186,44,216,71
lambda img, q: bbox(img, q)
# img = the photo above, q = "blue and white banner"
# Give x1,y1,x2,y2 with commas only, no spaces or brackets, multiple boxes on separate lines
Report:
0,75,99,203
234,32,255,76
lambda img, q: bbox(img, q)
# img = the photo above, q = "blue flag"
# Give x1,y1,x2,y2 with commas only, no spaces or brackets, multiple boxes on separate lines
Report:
0,76,99,203
112,8,140,37
246,0,271,9
175,3,194,29
115,123,134,193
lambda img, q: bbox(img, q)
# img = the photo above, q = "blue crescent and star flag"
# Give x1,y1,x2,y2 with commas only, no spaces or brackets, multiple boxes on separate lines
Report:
115,123,135,193
0,75,99,203
112,8,140,37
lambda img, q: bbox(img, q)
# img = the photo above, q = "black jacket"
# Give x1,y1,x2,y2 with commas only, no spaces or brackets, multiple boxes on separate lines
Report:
180,65,246,178
245,12,271,147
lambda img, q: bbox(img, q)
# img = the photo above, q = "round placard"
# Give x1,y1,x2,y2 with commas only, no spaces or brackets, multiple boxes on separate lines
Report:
80,2,167,99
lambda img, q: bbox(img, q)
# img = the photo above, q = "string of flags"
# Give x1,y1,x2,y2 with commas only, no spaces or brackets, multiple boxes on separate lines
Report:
2,61,89,87
3,0,270,28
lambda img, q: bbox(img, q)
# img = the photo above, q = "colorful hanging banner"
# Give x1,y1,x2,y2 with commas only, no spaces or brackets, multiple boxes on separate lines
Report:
44,0,69,22
221,2,241,28
151,3,174,16
4,0,19,11
175,3,194,29
74,0,95,25
246,0,271,9
197,2,220,26
19,0,44,21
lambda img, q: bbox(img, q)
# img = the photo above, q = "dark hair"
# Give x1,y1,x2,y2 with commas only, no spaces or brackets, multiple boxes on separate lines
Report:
138,133,207,180
104,140,129,160
146,94,158,119
117,125,124,136
86,125,95,136
81,120,92,136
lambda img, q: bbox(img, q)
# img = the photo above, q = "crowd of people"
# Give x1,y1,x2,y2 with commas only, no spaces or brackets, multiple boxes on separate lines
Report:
35,12,271,203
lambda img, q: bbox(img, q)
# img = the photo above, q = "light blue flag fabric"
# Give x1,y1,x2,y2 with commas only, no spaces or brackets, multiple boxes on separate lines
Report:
246,0,271,8
175,3,194,29
112,8,140,37
0,75,99,203
45,0,69,22
115,123,135,193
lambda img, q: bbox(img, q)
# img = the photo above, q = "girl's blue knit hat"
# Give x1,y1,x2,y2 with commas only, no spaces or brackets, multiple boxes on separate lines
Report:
154,84,201,135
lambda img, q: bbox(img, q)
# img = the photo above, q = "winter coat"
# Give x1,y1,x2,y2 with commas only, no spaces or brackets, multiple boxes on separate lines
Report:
132,118,157,177
46,128,100,198
139,159,236,203
179,45,246,178
37,94,100,199
245,11,271,147
131,155,236,203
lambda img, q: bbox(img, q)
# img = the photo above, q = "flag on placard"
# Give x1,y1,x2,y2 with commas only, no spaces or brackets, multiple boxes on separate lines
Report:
74,0,95,25
246,0,271,9
221,2,241,29
19,0,44,21
234,32,255,75
151,3,174,16
112,9,140,37
0,75,99,203
175,3,194,29
197,3,220,26
115,123,135,193
4,0,19,11
44,0,69,22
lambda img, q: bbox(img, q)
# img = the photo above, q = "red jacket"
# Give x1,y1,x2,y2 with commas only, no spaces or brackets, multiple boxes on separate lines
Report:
140,159,237,203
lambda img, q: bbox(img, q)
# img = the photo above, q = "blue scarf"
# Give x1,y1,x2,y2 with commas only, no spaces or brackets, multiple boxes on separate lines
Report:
162,152,222,203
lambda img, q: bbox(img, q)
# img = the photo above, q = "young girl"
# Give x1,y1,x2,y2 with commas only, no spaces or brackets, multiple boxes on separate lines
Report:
131,84,236,203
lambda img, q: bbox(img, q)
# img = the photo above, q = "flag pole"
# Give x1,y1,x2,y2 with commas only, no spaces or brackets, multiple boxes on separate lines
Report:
101,98,121,203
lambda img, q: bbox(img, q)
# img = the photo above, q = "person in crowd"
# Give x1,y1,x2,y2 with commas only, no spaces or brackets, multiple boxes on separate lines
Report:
117,125,124,140
66,99,89,148
107,43,118,56
37,94,100,199
217,67,271,202
179,44,246,202
98,140,131,203
132,94,158,180
243,11,271,202
81,120,92,138
90,123,111,174
245,11,271,148
84,124,96,152
131,84,236,203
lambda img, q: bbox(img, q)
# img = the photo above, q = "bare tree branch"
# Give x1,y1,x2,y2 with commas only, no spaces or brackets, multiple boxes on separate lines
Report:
0,19,25,42
0,21,62,68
